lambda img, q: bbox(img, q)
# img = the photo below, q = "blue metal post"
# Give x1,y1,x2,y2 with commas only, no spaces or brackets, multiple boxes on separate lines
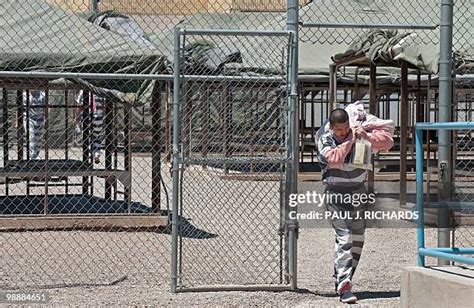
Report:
429,248,474,254
419,248,474,265
416,127,425,266
415,123,474,266
417,122,474,130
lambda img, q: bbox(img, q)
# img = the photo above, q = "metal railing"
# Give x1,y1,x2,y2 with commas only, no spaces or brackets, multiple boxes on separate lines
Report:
416,122,474,266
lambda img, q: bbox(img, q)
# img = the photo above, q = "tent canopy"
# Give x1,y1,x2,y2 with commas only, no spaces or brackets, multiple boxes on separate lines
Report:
147,0,472,77
302,0,473,74
0,0,167,102
148,11,343,76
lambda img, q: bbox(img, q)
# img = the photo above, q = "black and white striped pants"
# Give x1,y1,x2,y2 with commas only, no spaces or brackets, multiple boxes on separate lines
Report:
325,185,367,294
24,112,44,159
91,108,103,157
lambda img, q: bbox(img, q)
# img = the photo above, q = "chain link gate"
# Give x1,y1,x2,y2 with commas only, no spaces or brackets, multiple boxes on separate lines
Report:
170,28,298,291
451,0,473,254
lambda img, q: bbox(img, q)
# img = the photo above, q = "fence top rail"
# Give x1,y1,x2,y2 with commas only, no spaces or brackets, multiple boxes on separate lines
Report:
300,22,438,30
180,28,294,37
416,122,474,130
0,71,284,83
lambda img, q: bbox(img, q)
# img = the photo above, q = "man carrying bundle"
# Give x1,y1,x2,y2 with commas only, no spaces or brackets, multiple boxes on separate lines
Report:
316,101,394,304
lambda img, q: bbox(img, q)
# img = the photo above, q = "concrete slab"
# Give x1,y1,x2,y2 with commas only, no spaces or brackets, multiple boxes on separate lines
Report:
401,266,474,308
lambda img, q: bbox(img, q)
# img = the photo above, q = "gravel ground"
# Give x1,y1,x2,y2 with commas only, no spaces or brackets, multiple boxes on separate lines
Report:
1,172,441,307
1,227,437,307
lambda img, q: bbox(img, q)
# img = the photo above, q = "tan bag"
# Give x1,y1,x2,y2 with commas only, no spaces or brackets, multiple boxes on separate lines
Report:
348,138,373,170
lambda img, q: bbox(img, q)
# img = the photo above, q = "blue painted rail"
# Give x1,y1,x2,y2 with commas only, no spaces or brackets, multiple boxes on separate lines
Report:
416,122,474,266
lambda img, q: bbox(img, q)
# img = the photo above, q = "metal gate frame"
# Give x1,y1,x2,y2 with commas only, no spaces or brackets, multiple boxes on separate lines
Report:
170,27,299,292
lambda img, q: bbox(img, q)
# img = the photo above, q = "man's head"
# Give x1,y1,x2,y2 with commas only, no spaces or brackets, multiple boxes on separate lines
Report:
329,108,350,140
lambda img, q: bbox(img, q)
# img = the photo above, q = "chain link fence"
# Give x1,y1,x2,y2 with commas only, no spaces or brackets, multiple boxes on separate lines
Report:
450,0,473,253
299,0,471,48
417,123,474,266
0,82,173,288
452,126,474,250
0,0,297,290
0,0,472,292
0,0,172,289
453,58,474,250
172,29,294,290
301,0,434,43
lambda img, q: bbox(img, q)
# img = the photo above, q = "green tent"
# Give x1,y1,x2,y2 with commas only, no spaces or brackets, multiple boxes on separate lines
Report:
147,0,472,78
0,0,167,103
301,0,473,74
148,10,346,76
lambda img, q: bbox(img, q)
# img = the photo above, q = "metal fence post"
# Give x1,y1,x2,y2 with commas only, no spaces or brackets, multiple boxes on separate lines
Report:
286,0,299,291
170,27,181,293
437,0,454,264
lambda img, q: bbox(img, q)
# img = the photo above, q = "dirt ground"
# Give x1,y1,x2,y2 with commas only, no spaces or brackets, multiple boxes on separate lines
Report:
1,173,441,307
1,228,438,307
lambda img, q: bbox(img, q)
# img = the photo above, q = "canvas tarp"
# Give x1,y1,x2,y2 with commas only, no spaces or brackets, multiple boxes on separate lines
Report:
176,0,471,78
87,10,157,50
150,0,473,78
148,11,344,76
0,0,167,103
302,0,473,75
300,0,471,52
333,29,474,74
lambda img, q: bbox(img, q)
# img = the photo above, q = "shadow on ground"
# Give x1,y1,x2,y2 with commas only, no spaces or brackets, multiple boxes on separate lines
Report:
293,288,400,300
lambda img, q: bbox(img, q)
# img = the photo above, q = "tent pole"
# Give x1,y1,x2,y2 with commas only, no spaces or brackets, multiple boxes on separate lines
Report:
329,64,337,109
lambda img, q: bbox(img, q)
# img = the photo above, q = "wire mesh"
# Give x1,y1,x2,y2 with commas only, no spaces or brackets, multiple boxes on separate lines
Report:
0,0,472,292
0,0,175,289
300,0,451,45
453,70,474,250
451,0,473,248
174,30,291,289
453,128,474,249
0,83,172,288
0,0,294,290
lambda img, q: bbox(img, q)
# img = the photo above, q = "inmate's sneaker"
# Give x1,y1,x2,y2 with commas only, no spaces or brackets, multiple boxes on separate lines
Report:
338,282,357,304
340,290,357,304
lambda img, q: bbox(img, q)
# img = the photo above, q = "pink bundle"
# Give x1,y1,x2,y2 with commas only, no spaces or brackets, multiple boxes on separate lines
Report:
345,101,395,135
319,101,395,153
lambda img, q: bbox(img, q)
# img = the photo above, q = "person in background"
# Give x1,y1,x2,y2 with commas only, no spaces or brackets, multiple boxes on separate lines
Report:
23,90,45,160
75,90,104,164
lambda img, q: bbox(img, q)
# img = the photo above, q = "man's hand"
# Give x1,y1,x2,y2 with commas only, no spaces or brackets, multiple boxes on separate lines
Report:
353,126,368,139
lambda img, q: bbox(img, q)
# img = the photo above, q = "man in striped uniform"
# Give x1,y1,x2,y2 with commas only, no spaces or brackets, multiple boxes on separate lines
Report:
317,108,393,304
75,90,104,164
23,90,45,160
